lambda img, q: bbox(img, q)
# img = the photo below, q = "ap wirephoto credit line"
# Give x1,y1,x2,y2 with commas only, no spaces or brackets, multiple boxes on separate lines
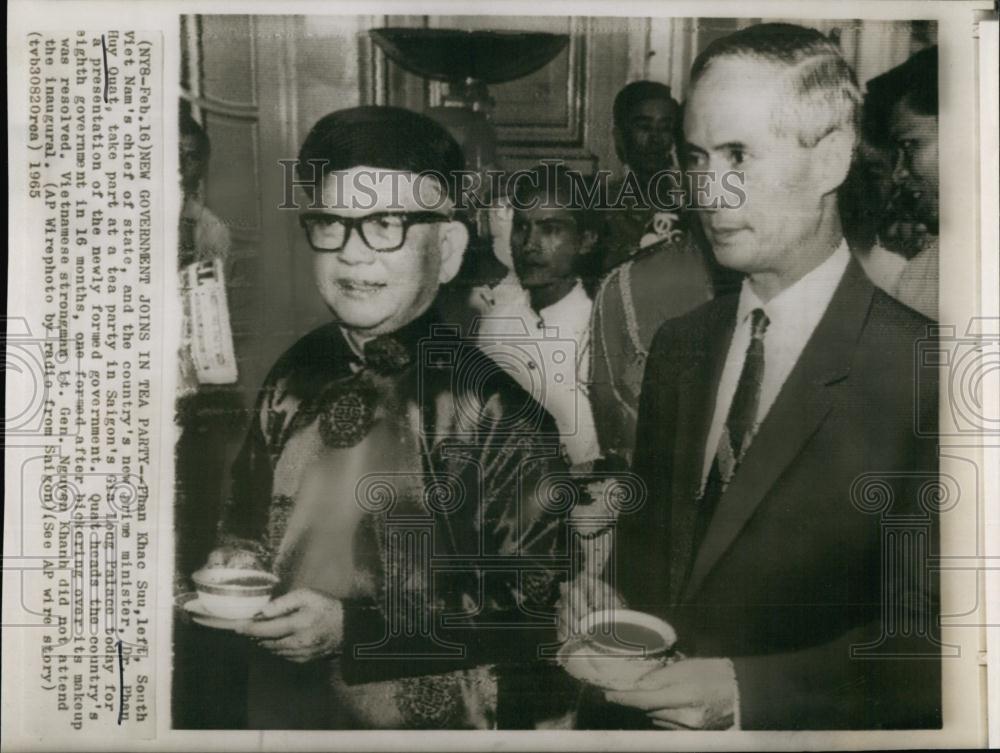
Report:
3,2,998,750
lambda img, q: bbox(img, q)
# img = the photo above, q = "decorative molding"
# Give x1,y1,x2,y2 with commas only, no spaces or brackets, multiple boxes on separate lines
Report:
364,16,595,160
183,14,274,239
359,15,390,105
626,18,651,82
276,15,299,169
179,92,258,121
198,15,260,110
201,115,262,234
493,18,589,150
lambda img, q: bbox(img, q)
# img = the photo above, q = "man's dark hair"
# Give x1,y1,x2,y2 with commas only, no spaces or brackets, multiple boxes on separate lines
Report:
297,105,465,200
690,22,862,148
612,80,678,132
510,163,605,291
896,45,938,116
865,45,938,136
510,163,602,236
841,47,937,252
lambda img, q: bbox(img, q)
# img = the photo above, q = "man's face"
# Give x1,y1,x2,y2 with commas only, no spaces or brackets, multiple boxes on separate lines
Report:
683,57,829,276
620,98,677,176
511,202,588,295
889,96,939,229
308,168,465,337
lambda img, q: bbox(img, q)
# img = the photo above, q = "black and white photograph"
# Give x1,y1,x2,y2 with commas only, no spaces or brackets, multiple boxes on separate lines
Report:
171,13,945,732
3,1,997,750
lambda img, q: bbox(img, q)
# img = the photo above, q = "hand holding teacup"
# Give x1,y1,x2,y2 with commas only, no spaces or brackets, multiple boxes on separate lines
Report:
604,657,738,730
193,549,343,663
237,588,344,664
204,545,266,571
558,609,739,729
558,609,678,692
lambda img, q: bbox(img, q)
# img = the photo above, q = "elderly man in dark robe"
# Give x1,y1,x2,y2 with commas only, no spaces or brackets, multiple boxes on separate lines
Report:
204,107,570,729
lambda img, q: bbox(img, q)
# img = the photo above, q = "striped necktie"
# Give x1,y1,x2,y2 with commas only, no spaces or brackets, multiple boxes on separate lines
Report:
672,307,770,602
713,307,770,488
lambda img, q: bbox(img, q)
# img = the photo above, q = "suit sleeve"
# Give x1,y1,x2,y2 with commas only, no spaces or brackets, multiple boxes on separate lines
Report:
733,584,941,729
631,325,673,486
732,347,941,730
611,322,680,610
588,268,620,458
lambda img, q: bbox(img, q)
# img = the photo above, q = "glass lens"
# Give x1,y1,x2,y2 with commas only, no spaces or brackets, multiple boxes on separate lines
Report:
306,216,347,250
361,215,405,250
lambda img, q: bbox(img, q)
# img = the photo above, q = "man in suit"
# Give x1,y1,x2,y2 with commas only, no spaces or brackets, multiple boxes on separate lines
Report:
600,24,941,730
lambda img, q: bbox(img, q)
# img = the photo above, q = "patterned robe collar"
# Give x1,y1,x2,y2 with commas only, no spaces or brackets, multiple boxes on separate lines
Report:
345,306,445,377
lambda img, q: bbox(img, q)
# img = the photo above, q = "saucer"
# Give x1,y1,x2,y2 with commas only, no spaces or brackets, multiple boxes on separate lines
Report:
557,637,674,691
175,592,253,632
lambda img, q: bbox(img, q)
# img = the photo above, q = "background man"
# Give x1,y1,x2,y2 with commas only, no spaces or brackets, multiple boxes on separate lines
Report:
203,106,568,729
590,82,713,468
854,46,939,319
603,80,686,271
603,24,940,730
473,164,602,467
179,109,232,269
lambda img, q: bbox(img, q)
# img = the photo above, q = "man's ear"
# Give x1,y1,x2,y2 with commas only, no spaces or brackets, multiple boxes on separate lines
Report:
812,127,856,196
437,220,470,284
580,229,598,255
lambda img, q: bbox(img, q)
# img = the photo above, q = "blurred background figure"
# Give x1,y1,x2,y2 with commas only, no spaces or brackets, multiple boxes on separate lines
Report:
590,81,713,468
474,164,602,467
603,81,686,271
177,108,237,395
180,109,232,269
174,106,239,586
851,47,938,319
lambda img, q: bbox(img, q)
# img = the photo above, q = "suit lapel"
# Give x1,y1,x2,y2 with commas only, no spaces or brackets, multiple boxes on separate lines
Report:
682,260,876,601
667,296,737,603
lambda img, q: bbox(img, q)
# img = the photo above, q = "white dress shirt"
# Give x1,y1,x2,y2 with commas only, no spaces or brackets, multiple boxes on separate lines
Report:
854,239,938,321
701,241,851,486
474,278,601,466
539,280,593,390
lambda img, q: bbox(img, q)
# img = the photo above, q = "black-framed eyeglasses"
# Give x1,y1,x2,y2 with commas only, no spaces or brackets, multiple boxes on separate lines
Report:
299,211,449,253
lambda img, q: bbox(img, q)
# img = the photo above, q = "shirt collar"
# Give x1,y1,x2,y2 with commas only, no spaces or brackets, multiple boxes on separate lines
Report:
540,279,590,329
736,240,851,329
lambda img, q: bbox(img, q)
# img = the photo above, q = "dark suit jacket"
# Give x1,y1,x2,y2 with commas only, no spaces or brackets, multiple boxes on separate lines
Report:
615,259,941,730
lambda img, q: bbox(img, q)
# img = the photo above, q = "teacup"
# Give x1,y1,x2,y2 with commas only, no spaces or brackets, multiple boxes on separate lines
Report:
559,609,678,690
191,567,279,620
578,609,676,656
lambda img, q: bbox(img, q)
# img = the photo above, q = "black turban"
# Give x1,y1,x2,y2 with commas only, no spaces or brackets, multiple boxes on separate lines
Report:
296,106,465,199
